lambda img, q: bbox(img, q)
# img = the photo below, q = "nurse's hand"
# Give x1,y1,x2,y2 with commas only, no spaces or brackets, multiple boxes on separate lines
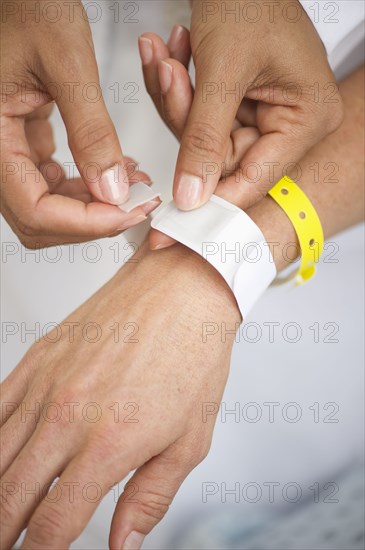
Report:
0,241,240,549
139,0,344,211
1,0,157,248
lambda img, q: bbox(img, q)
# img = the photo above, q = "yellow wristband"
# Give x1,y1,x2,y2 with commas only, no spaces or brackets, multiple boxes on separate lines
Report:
268,176,324,285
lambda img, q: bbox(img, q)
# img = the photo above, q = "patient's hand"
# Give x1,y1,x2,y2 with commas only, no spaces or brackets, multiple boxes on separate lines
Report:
2,63,363,550
139,2,343,213
0,242,240,549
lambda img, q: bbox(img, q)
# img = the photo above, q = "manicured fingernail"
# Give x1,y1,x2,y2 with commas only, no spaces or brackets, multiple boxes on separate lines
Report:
138,37,153,65
122,530,145,550
141,200,161,215
158,61,173,94
151,242,171,251
169,24,184,49
175,175,203,210
100,164,129,205
117,214,146,231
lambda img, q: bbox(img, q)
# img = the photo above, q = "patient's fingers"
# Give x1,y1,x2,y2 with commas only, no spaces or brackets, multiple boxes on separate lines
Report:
0,424,72,549
109,432,211,550
167,25,191,68
0,354,37,426
236,98,258,127
158,58,194,139
138,33,170,118
20,439,150,550
139,30,193,140
0,398,38,476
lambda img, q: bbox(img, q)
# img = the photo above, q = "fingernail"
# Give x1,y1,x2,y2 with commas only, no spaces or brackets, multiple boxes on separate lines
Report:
141,200,161,215
100,164,129,205
175,175,203,210
138,37,153,65
158,61,173,94
122,530,145,550
151,242,171,251
169,24,184,49
117,214,146,231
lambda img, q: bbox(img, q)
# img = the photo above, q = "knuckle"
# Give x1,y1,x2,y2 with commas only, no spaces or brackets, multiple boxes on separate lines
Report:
47,387,78,407
44,390,80,423
188,438,212,468
85,430,125,463
26,506,67,545
138,491,170,523
18,237,38,249
16,214,38,240
14,210,45,248
9,349,40,396
0,493,19,530
168,436,212,471
182,121,225,160
190,446,210,467
69,118,117,157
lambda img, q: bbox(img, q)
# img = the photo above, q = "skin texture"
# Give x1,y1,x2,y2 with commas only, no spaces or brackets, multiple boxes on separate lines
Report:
139,0,344,219
139,25,358,250
0,0,160,247
1,0,343,248
0,66,364,549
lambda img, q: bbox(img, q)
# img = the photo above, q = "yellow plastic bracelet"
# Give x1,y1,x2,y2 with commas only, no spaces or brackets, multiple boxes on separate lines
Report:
268,176,324,285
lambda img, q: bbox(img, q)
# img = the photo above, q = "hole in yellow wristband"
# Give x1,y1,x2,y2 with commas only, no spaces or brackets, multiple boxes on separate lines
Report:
281,188,289,195
299,211,306,219
309,238,315,247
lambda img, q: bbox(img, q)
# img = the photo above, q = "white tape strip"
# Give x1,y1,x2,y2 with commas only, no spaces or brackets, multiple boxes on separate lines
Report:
151,196,277,318
119,182,161,213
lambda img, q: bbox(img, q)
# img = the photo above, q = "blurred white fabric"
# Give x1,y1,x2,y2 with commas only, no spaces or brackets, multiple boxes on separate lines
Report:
1,2,364,549
300,0,364,68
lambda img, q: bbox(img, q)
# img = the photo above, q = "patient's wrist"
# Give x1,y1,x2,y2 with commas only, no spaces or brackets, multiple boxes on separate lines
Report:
133,194,300,322
122,186,306,323
131,240,241,323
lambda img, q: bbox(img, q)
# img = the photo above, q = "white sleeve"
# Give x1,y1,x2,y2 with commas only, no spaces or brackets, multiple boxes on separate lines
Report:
299,0,364,71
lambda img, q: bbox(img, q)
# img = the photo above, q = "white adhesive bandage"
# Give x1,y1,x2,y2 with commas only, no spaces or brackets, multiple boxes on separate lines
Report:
151,196,277,318
119,182,161,213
